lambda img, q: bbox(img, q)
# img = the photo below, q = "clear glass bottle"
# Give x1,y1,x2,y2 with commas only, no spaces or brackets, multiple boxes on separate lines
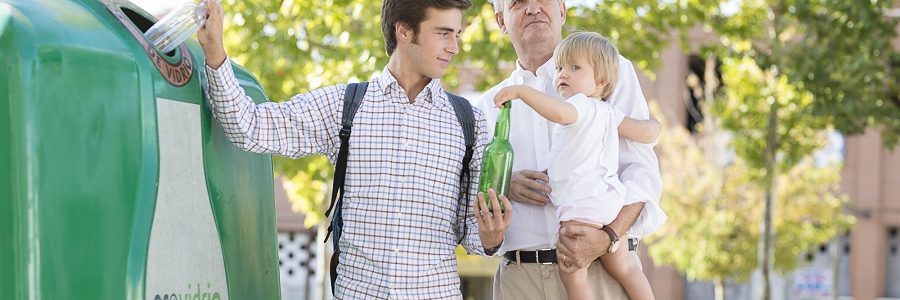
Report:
144,0,208,54
478,101,513,212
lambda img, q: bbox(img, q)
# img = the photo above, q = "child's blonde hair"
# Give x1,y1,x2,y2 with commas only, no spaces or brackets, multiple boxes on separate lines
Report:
553,32,619,100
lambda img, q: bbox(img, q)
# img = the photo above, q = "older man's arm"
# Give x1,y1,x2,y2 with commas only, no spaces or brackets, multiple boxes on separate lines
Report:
557,203,643,270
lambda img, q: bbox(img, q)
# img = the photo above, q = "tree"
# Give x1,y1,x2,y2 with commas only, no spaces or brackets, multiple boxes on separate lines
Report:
648,110,854,300
690,1,898,297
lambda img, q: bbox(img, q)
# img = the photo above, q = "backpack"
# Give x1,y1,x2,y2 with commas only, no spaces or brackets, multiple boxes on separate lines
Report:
324,82,477,293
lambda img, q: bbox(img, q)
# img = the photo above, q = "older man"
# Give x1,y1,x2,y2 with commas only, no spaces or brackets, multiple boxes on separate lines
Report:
477,0,667,299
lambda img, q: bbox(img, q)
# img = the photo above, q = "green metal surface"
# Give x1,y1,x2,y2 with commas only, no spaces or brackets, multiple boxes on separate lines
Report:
201,59,281,300
0,3,16,298
0,0,280,299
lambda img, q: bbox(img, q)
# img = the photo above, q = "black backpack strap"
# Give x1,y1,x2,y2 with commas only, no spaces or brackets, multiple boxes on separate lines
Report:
325,82,368,237
445,92,476,245
326,82,368,294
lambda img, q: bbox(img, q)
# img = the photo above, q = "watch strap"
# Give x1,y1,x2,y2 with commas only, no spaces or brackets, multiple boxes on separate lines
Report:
601,226,619,243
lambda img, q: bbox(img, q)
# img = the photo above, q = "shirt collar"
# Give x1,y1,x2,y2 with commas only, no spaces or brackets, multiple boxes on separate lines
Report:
511,59,557,81
374,67,446,106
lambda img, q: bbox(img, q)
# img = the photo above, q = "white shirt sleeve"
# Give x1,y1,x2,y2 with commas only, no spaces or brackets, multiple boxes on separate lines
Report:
564,93,597,127
606,56,667,237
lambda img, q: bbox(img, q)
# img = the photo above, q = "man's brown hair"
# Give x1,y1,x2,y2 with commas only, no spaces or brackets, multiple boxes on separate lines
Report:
382,0,472,56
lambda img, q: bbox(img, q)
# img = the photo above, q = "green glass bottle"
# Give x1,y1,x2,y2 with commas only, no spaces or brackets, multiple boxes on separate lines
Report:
479,102,514,212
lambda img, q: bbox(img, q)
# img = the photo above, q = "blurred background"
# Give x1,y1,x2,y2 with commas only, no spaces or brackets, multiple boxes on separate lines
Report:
131,0,900,299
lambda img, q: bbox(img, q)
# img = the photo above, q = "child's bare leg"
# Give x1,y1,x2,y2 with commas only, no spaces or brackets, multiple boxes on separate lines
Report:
558,220,601,300
600,248,655,300
559,264,593,300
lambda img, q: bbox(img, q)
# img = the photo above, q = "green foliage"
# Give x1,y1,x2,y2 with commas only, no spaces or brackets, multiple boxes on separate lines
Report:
273,156,333,227
777,0,900,147
713,57,829,174
460,0,720,84
647,0,889,289
565,0,721,76
648,122,760,282
705,0,900,152
222,0,385,99
221,0,385,227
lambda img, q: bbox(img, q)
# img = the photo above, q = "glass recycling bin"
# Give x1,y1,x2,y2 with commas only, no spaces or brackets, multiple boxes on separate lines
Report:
0,0,281,299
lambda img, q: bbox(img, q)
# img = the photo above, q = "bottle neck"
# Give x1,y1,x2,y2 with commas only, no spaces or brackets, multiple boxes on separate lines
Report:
195,0,209,16
494,102,510,140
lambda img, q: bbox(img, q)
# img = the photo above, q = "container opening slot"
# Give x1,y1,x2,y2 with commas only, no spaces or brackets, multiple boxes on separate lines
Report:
120,7,177,57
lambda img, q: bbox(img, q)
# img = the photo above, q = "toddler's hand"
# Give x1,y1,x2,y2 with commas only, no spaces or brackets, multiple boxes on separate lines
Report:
493,86,521,108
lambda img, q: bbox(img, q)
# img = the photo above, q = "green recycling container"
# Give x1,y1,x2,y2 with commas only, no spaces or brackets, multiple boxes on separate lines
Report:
0,0,281,299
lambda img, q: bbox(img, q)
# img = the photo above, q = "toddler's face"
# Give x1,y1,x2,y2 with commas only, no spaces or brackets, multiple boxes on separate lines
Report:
554,56,603,99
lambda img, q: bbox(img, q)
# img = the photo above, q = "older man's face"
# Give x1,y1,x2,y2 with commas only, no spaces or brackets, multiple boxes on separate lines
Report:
496,0,565,49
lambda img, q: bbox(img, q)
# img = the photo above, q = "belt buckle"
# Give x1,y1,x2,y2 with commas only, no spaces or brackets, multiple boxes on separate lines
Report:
629,238,640,251
536,248,553,265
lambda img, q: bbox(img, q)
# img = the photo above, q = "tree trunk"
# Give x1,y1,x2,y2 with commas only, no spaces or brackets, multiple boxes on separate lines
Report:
702,56,719,160
715,277,727,300
759,94,778,300
832,239,840,300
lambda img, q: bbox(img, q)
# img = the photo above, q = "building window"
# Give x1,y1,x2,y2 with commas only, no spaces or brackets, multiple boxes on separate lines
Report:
685,55,723,133
888,227,900,297
278,231,321,300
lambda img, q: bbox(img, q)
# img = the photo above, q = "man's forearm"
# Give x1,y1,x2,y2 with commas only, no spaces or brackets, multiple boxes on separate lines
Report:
204,48,228,70
557,202,646,264
608,202,644,236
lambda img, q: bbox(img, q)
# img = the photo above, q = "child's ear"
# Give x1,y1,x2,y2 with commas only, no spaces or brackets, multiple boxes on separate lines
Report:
595,78,608,88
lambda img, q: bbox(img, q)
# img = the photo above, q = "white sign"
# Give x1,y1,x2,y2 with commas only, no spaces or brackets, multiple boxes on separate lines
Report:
792,268,832,299
146,99,229,300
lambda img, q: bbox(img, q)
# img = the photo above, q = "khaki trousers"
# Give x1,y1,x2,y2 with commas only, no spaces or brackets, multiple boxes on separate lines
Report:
492,250,642,300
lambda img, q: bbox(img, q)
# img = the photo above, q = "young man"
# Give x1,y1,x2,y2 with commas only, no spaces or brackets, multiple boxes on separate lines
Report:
477,0,667,299
196,0,512,298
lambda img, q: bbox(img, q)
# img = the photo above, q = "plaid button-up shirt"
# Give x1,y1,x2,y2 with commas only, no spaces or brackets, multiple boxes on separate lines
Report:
206,61,492,299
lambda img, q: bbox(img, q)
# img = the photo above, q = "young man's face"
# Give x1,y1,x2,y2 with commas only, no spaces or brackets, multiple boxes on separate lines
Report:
496,0,565,51
398,7,464,79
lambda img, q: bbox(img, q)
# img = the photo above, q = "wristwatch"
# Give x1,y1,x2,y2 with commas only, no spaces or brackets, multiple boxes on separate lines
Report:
484,241,503,256
600,226,620,254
